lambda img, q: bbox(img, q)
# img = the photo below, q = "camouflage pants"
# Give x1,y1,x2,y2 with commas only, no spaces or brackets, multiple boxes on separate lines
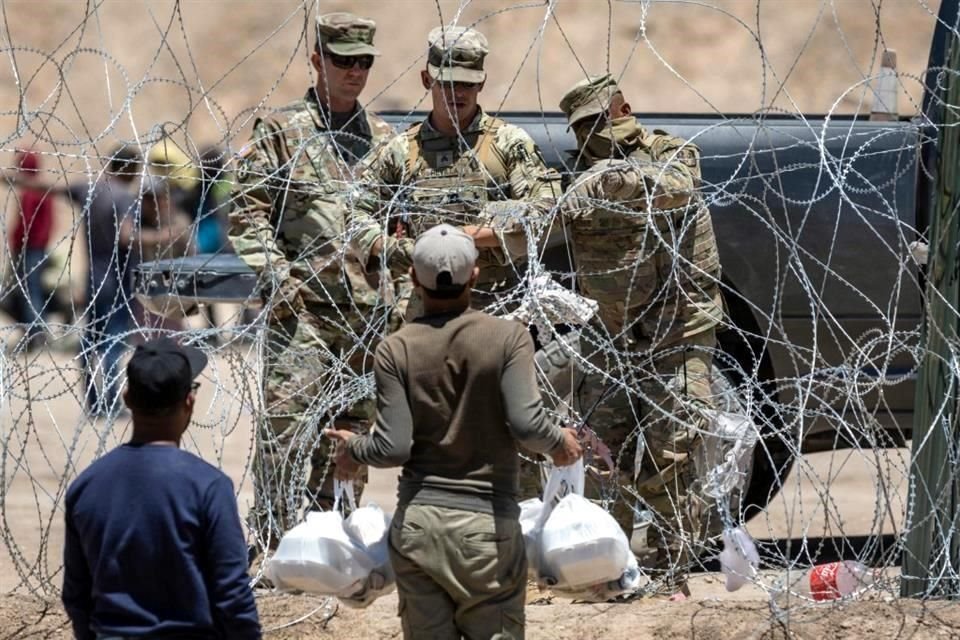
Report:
573,328,716,571
249,304,376,548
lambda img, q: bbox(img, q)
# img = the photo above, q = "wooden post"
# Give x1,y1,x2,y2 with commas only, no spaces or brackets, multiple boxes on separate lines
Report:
870,50,898,121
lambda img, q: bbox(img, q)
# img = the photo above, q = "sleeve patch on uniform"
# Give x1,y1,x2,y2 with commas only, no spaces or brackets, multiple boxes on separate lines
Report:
678,148,698,167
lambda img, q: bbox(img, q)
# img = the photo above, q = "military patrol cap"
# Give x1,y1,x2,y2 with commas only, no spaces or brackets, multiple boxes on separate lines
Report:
426,26,488,84
559,74,622,128
413,224,478,291
317,12,380,56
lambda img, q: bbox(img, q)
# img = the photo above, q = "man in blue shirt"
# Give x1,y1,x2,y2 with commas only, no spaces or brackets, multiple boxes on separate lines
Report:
62,338,261,639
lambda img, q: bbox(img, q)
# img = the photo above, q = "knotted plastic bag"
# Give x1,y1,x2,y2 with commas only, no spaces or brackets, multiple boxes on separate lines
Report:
340,497,396,608
264,480,375,596
718,526,760,592
532,459,640,601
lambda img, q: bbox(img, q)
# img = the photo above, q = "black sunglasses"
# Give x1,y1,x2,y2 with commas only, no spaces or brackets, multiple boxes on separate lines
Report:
324,50,374,71
436,79,482,91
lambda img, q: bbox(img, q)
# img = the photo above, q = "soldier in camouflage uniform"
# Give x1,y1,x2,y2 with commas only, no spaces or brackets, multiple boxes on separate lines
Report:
348,26,562,318
229,12,394,550
558,74,724,592
346,27,563,502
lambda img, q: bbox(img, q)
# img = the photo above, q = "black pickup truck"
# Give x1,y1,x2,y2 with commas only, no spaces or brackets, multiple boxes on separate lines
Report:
134,0,959,521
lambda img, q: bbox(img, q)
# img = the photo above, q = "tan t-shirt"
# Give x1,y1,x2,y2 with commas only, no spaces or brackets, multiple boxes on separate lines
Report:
348,308,564,516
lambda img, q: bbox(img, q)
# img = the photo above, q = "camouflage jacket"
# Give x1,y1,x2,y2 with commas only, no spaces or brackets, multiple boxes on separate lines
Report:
347,108,562,284
229,88,394,309
562,120,722,346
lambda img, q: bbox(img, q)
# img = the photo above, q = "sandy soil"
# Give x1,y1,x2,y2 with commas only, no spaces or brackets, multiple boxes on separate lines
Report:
4,590,960,639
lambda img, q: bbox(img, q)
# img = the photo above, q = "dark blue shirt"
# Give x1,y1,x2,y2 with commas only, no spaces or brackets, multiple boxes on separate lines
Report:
62,444,261,640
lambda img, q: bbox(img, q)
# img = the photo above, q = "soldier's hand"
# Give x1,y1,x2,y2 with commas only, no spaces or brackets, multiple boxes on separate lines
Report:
268,275,304,323
595,166,647,201
370,237,384,258
570,159,649,202
550,427,583,467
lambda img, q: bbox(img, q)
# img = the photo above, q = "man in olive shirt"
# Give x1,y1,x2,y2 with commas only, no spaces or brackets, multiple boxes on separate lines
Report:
326,224,581,640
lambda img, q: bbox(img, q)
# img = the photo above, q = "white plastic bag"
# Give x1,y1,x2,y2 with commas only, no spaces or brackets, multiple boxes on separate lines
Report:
538,458,585,525
532,459,640,601
502,273,598,337
264,511,374,596
718,526,759,592
699,408,757,500
265,480,393,604
698,375,759,501
539,494,637,591
527,458,583,578
340,499,396,608
518,498,543,578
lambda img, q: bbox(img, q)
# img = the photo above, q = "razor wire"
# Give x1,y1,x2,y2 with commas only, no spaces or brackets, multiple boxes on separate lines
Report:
0,0,957,630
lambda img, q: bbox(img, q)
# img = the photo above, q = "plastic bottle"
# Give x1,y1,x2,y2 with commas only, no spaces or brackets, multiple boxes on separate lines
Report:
784,561,874,602
629,509,654,556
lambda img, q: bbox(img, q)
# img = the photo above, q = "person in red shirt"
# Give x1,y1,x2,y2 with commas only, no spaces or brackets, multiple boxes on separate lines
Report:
9,150,54,347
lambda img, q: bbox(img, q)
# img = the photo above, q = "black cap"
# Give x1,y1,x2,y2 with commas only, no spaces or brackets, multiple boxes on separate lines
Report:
126,338,207,411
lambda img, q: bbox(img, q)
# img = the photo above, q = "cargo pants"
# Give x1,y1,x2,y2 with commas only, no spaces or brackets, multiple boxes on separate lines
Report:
389,503,526,640
249,303,376,548
573,328,716,572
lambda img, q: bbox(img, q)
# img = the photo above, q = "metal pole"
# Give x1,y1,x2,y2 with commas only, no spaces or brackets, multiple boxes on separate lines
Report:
902,33,960,598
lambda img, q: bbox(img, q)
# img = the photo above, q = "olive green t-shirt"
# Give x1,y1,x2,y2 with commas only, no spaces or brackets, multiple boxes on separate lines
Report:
347,308,564,517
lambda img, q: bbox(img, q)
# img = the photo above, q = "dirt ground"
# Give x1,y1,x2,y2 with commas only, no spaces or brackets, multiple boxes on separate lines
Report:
4,590,960,639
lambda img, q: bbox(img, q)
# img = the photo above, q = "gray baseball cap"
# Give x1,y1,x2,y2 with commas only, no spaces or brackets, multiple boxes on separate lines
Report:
559,74,622,128
426,26,488,83
413,224,478,290
317,12,380,56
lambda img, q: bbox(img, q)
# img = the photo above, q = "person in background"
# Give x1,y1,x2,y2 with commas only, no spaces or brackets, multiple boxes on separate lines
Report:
147,138,203,220
195,146,233,339
127,174,194,335
327,224,582,639
8,150,55,349
197,146,231,257
62,337,261,640
63,145,142,418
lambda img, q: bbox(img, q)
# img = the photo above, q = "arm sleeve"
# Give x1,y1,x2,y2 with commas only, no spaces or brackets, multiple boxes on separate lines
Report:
633,135,700,209
227,118,293,287
500,326,565,454
347,341,414,467
346,140,415,278
562,155,695,221
201,476,262,640
62,502,95,640
479,127,563,262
